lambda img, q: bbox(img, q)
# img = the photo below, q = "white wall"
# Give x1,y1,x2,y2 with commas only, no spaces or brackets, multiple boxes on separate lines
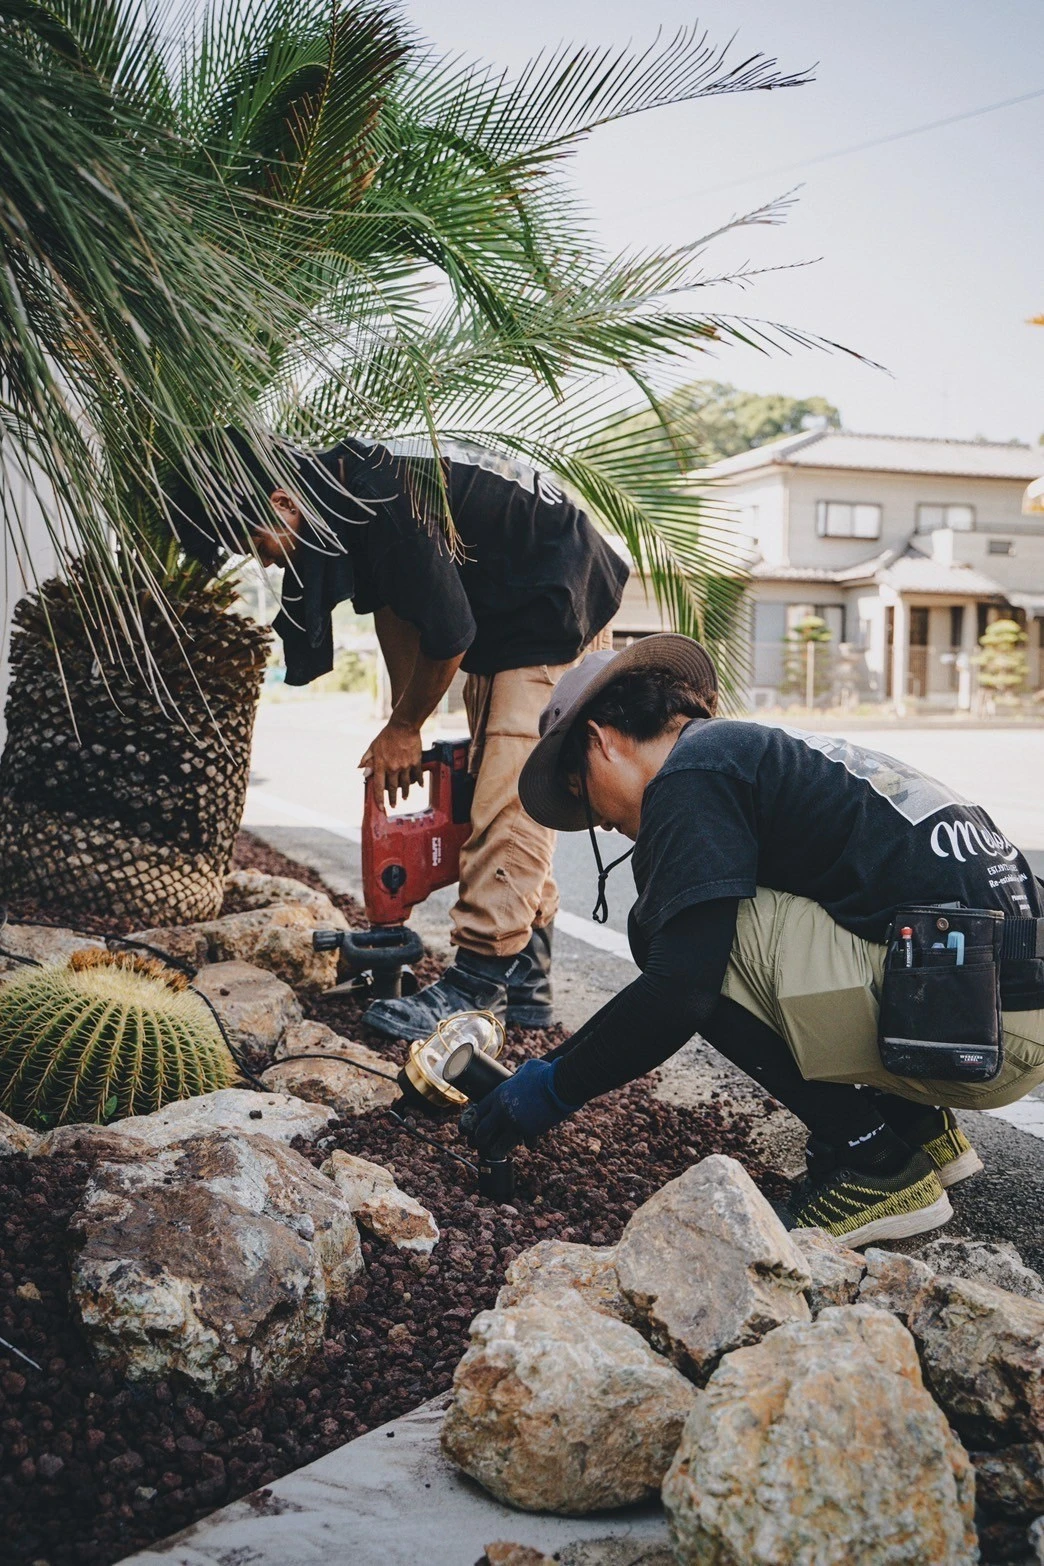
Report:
1,466,61,752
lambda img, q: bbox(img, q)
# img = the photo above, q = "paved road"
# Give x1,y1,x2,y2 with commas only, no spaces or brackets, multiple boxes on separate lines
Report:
245,698,1044,1267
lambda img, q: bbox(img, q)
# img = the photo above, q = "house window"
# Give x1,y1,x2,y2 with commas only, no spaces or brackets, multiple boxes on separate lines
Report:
916,503,975,533
816,501,881,539
988,539,1014,556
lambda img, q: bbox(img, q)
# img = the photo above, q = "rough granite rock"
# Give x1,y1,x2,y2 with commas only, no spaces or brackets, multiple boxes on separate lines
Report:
1030,1515,1044,1563
262,1020,401,1118
322,1150,439,1254
483,1546,555,1566
196,905,342,993
105,1088,334,1150
857,1247,936,1324
971,1442,1044,1520
221,869,346,926
909,1275,1044,1448
495,1240,635,1323
441,1289,697,1513
190,960,303,1056
614,1154,811,1382
70,1129,363,1394
0,924,103,975
790,1227,867,1313
662,1305,977,1566
918,1237,1044,1305
0,1110,41,1156
123,923,211,969
33,1125,151,1161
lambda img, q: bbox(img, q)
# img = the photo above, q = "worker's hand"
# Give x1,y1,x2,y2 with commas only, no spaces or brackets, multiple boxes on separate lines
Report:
360,719,423,806
462,1059,578,1159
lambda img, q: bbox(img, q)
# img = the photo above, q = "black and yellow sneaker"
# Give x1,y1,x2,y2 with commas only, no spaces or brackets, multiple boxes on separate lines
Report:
793,1145,953,1248
917,1109,984,1189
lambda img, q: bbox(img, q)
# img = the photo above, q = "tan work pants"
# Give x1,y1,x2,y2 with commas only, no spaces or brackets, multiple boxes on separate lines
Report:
451,630,613,958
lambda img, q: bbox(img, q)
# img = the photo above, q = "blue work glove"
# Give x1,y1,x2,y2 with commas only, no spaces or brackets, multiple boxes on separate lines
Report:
462,1059,578,1160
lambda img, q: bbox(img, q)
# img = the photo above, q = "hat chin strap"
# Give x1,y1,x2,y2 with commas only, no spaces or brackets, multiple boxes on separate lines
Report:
579,772,634,924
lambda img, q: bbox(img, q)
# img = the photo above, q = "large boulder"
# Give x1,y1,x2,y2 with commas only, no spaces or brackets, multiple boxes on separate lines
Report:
790,1227,866,1314
971,1441,1044,1520
262,1020,401,1118
104,1087,334,1149
909,1274,1044,1448
197,905,343,993
191,960,303,1057
858,1248,936,1325
614,1154,811,1382
918,1237,1044,1305
321,1150,438,1254
495,1240,635,1324
0,924,103,976
662,1305,977,1566
69,1129,363,1394
441,1289,697,1513
0,1110,41,1156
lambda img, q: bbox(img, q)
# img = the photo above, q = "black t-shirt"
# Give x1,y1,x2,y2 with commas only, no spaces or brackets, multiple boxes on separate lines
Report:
631,720,1043,945
321,439,628,676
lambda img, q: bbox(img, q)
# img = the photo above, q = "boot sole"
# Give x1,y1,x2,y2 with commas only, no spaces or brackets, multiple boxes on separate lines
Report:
841,1191,953,1249
933,1147,984,1189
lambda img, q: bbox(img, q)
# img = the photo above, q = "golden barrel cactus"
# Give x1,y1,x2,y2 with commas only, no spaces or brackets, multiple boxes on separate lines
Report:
0,950,238,1127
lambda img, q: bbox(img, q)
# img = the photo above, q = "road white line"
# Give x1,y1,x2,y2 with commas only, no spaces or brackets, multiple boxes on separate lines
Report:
555,909,636,964
988,1098,1044,1142
245,789,362,843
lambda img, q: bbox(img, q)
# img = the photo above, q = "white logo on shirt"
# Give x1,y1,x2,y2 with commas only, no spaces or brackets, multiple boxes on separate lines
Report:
929,818,1018,862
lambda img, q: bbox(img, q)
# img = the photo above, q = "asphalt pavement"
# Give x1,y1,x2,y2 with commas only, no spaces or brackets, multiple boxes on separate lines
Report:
244,696,1044,1271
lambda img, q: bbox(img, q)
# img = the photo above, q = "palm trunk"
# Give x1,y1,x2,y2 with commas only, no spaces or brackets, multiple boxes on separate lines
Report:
0,575,269,924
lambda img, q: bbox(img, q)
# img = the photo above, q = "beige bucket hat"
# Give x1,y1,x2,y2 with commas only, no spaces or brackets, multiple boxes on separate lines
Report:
518,633,718,831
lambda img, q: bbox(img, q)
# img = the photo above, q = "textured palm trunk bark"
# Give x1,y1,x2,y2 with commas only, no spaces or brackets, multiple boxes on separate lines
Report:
0,575,270,924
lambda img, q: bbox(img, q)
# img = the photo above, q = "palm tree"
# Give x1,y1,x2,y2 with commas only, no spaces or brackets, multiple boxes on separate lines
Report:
1,0,834,922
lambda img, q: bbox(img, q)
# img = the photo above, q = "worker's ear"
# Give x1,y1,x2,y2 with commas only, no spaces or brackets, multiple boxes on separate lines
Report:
586,720,615,764
270,488,302,526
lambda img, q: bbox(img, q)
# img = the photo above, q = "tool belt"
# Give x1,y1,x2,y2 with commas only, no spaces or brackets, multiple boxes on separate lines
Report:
878,905,1043,1083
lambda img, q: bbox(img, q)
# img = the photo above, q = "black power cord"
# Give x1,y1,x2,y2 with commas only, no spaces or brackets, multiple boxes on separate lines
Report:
1,913,481,1175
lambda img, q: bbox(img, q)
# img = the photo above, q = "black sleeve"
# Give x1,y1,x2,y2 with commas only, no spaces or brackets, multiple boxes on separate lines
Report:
631,768,758,937
358,488,476,661
551,897,739,1105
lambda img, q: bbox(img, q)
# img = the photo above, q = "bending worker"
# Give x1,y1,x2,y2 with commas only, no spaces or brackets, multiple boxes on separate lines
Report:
465,634,1044,1246
169,434,627,1037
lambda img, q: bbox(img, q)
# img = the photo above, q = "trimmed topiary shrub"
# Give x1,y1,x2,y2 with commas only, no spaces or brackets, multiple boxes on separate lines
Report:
0,950,238,1127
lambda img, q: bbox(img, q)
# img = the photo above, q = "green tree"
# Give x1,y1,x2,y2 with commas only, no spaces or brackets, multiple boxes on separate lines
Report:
782,614,834,706
974,618,1028,703
1,0,837,919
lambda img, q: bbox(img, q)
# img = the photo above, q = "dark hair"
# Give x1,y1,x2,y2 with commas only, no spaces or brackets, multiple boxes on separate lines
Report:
559,667,717,777
163,429,291,572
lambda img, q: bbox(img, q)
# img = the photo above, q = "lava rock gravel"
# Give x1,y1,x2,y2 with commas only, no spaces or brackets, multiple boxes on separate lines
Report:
1,833,778,1566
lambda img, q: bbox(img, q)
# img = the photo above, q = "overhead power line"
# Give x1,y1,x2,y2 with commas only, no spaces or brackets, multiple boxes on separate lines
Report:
629,83,1044,214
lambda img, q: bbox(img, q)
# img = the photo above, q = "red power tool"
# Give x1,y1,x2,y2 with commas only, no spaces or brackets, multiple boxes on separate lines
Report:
313,739,475,998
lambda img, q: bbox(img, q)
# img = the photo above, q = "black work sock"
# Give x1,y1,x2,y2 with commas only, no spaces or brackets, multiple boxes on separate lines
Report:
701,996,912,1174
868,1092,946,1145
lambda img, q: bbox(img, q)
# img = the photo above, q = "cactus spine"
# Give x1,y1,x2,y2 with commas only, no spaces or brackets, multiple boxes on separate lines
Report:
0,950,238,1127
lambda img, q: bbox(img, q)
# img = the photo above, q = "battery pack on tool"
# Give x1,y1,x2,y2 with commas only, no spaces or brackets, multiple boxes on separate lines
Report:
879,905,1004,1082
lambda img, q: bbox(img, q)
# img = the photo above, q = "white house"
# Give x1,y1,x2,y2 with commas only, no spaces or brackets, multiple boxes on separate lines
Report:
681,429,1044,711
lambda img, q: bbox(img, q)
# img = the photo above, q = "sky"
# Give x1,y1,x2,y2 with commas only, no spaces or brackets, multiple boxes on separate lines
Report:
401,0,1044,445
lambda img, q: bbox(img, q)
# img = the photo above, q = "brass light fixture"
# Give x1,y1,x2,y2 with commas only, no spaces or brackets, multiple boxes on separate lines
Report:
398,1010,506,1110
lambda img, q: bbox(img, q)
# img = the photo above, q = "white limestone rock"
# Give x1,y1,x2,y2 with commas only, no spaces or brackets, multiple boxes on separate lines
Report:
858,1248,936,1324
441,1289,697,1513
662,1305,977,1566
918,1237,1044,1305
322,1150,439,1254
496,1239,635,1323
262,1020,401,1118
790,1226,867,1313
0,1110,41,1156
190,960,303,1056
105,1087,334,1150
69,1129,363,1394
614,1154,811,1382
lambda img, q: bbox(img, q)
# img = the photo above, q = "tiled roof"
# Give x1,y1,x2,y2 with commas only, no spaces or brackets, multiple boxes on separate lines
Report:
753,544,1007,598
698,430,1044,483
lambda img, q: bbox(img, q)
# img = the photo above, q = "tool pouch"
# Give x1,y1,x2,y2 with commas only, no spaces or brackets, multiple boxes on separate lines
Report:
879,905,1004,1082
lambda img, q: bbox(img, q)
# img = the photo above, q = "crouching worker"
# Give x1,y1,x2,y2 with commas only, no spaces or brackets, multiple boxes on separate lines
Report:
464,634,1044,1246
